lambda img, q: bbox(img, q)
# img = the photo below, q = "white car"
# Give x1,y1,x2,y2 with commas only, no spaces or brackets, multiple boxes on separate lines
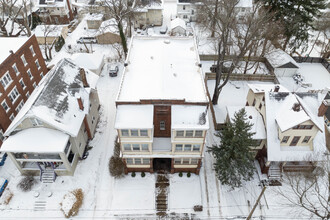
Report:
76,37,97,44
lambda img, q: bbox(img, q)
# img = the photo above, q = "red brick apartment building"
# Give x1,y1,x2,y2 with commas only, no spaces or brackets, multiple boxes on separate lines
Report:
0,35,48,146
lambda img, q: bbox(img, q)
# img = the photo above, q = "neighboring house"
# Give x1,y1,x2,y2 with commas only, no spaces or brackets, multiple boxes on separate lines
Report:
71,52,105,75
323,92,330,132
37,0,74,24
86,13,103,29
115,36,209,175
265,49,299,77
226,106,266,157
245,84,327,180
34,25,68,44
0,58,100,179
170,18,186,36
176,0,199,22
95,19,122,44
235,0,253,22
134,0,163,28
0,35,48,147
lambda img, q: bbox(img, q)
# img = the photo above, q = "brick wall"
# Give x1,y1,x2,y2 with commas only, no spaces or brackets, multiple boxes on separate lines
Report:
0,35,48,146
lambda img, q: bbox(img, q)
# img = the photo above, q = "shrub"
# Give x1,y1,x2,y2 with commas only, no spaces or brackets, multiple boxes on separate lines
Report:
108,156,125,178
113,137,120,158
60,188,84,218
179,172,183,177
17,175,37,192
193,205,203,212
141,172,145,177
131,172,136,177
55,35,65,52
187,172,191,178
3,190,13,205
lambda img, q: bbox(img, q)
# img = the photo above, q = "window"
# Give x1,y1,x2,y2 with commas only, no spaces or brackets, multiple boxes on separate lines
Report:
184,144,192,151
124,144,131,151
35,60,40,69
258,103,262,110
174,158,181,164
175,144,183,151
143,158,150,164
19,79,26,89
191,9,194,15
9,114,14,121
186,130,193,137
40,72,44,78
26,91,30,98
126,158,133,164
140,130,148,136
176,130,184,137
262,96,265,102
0,72,13,89
15,100,24,112
183,5,185,10
8,87,19,103
193,144,200,151
30,46,35,56
305,125,313,129
33,82,36,88
191,159,198,164
134,158,142,164
132,144,140,151
182,158,190,164
27,69,33,79
302,136,311,143
0,130,4,141
1,100,9,112
141,144,148,151
195,130,203,137
293,125,313,129
281,136,289,143
290,136,300,146
252,99,256,106
183,15,188,19
12,64,19,75
131,129,138,136
121,129,129,136
21,54,27,66
160,121,165,130
241,7,246,12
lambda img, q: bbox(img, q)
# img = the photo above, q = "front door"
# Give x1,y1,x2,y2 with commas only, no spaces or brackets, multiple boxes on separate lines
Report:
154,105,171,137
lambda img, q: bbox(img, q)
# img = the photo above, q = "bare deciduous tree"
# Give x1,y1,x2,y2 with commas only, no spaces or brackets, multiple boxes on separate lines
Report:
275,156,330,219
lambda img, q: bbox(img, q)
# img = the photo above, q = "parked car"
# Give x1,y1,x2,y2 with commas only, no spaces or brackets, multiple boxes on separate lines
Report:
76,37,97,44
160,25,168,34
109,65,119,77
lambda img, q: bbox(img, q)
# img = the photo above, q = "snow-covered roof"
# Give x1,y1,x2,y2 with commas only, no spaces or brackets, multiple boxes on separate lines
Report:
86,13,103,21
265,49,299,69
170,18,186,31
38,0,65,7
171,105,209,130
116,36,208,103
248,84,289,94
0,37,29,64
97,19,121,35
5,58,99,137
135,0,163,12
236,0,253,8
34,25,66,37
71,52,104,71
227,106,266,140
1,128,69,153
115,105,154,129
265,91,327,162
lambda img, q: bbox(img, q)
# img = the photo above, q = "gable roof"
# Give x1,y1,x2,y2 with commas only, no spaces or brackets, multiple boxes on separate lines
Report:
0,37,29,64
265,49,299,69
34,25,66,37
5,58,99,137
170,18,186,31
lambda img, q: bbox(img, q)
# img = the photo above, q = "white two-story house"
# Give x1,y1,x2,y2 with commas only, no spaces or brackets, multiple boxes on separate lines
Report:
115,36,209,174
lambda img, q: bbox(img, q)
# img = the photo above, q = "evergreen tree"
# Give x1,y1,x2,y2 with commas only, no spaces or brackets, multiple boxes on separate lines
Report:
209,108,256,188
258,0,326,53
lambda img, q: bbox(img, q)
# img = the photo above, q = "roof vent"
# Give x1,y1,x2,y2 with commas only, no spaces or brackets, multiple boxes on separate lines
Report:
9,50,14,54
292,103,301,112
249,115,252,119
164,39,170,44
274,85,280,92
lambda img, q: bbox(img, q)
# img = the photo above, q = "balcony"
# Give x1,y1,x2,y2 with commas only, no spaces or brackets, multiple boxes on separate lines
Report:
153,138,171,153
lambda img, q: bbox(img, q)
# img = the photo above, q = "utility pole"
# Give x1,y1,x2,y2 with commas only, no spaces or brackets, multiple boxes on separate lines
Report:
246,186,266,220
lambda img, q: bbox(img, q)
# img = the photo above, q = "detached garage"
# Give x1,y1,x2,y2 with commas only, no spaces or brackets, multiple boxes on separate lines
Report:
265,49,299,77
71,52,105,75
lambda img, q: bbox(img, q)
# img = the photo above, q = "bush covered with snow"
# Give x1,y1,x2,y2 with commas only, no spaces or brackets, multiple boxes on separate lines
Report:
17,176,37,192
60,189,84,218
108,138,125,178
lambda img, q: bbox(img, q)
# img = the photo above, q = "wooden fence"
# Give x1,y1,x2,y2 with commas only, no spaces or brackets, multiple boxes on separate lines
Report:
292,56,330,73
206,72,276,82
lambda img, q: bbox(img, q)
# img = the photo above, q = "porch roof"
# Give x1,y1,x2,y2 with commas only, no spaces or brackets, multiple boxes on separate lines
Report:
115,105,154,129
0,128,69,153
171,105,209,130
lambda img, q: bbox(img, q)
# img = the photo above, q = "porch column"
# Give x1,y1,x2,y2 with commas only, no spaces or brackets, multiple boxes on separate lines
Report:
123,158,128,174
195,159,202,175
171,158,174,174
150,158,153,173
59,152,73,174
7,152,24,174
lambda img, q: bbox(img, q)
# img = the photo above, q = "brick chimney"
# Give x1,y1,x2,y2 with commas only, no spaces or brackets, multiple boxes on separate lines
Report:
318,100,330,116
292,103,301,112
79,68,89,87
77,97,84,110
274,85,280,92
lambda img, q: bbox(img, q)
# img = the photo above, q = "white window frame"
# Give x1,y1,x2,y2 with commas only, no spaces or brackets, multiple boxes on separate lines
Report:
0,129,4,141
8,87,20,104
40,72,44,78
123,143,149,152
21,54,27,66
33,82,37,88
27,69,33,80
176,130,204,138
12,63,19,75
174,158,199,165
0,72,13,90
15,100,24,112
9,113,14,121
19,79,26,90
26,91,30,98
35,59,40,70
1,100,10,113
30,45,36,56
126,158,150,165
